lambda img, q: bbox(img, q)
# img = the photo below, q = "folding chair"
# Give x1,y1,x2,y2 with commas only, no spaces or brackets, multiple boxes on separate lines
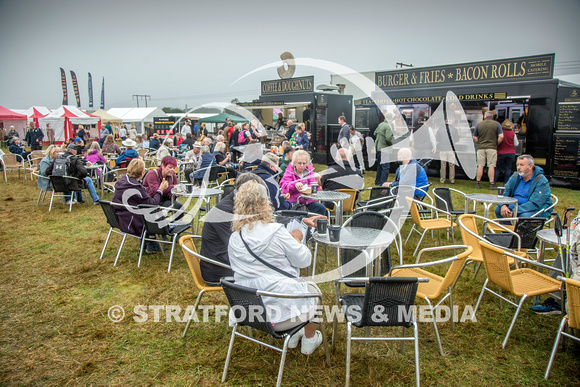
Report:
334,277,427,387
220,278,331,387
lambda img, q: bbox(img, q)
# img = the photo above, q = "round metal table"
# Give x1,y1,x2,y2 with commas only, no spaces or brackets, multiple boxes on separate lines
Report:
171,187,223,233
301,191,352,225
312,227,395,277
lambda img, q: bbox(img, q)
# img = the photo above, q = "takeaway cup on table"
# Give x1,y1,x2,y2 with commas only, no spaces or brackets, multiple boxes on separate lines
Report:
311,182,319,194
317,218,328,235
329,225,341,242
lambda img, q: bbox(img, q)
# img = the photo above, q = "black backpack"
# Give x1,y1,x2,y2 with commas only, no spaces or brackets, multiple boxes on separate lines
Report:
52,154,74,183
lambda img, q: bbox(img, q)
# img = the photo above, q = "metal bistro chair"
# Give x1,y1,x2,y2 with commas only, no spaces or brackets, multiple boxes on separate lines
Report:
32,171,51,206
355,186,391,208
433,187,476,221
220,278,331,387
483,217,546,255
48,175,83,212
545,276,580,379
179,234,232,338
406,197,455,256
1,153,27,183
98,201,143,265
137,205,192,273
334,276,427,387
473,241,563,349
335,211,402,283
390,245,473,356
102,168,128,193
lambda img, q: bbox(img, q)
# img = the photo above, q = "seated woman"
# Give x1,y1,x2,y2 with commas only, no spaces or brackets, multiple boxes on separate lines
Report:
227,180,323,355
38,145,59,192
192,145,217,182
86,141,107,165
155,139,176,166
102,134,121,155
280,150,326,215
213,142,237,179
112,159,168,253
9,137,30,162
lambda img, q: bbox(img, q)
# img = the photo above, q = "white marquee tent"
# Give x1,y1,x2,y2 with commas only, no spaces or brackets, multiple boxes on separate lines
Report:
107,107,166,134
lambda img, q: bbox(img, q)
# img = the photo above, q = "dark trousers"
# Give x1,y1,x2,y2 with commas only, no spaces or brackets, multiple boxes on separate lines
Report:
495,153,515,184
375,151,390,186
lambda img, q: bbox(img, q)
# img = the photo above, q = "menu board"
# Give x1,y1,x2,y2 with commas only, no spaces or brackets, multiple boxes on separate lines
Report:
154,116,176,136
355,108,370,129
552,134,580,178
557,104,580,131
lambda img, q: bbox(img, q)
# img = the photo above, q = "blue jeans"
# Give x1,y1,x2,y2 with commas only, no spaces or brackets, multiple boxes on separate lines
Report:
76,177,100,202
306,201,327,215
495,153,515,184
375,152,390,186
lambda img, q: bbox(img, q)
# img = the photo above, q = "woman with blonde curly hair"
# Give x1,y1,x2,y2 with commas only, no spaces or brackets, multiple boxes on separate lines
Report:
228,180,323,355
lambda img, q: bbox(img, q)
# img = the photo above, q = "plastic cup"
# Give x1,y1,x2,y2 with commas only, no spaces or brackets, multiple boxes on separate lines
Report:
317,218,328,235
329,225,341,242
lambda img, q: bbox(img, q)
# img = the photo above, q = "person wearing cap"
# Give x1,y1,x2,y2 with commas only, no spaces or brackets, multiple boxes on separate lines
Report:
46,144,100,204
74,137,85,155
252,153,293,211
115,139,139,168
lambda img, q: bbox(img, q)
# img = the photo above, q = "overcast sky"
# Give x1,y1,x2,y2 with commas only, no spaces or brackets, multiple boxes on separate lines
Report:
1,0,579,110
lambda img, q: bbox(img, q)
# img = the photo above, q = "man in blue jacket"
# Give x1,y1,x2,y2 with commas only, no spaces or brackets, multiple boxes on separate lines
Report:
382,147,428,200
251,153,293,211
495,154,552,219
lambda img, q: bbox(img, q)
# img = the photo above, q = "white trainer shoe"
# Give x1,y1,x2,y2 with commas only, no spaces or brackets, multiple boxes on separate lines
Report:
287,327,304,349
301,331,322,355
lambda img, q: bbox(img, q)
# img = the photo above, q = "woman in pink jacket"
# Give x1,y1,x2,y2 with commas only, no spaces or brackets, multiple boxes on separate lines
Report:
280,150,326,215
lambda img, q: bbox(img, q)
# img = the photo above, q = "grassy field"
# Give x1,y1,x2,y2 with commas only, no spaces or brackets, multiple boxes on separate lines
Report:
0,156,579,386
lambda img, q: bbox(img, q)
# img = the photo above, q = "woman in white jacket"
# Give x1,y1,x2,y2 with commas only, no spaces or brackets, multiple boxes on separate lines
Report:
228,180,323,355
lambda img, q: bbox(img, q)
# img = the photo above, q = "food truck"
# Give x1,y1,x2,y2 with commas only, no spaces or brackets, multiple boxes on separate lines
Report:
349,54,580,188
238,75,353,165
